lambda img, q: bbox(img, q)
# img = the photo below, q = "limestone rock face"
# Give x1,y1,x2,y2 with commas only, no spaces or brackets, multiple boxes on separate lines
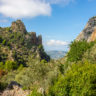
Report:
11,20,27,34
37,35,42,45
1,81,30,96
30,32,37,44
76,16,96,42
11,20,42,45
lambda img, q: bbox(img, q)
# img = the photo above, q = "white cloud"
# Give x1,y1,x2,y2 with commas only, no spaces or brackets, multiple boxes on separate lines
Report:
0,0,75,19
46,40,69,46
0,0,51,18
0,19,8,23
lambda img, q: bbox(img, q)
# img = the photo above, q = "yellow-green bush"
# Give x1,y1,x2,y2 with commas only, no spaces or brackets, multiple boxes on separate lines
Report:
28,89,42,96
67,41,95,62
49,62,96,96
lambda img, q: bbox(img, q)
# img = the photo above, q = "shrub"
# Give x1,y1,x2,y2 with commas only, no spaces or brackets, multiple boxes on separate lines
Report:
67,41,95,62
4,61,18,71
28,89,42,96
0,62,4,70
0,36,3,43
0,69,6,78
49,62,96,96
0,82,7,91
6,27,10,31
2,40,7,45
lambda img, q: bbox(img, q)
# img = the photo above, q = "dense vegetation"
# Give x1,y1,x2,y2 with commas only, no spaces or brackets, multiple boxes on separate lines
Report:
0,20,96,96
67,41,95,62
48,62,96,96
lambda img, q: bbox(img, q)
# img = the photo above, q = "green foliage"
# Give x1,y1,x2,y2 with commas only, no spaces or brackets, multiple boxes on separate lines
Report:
15,59,51,89
28,89,42,96
6,27,10,31
58,64,65,74
0,82,7,91
0,36,3,43
67,41,95,62
4,61,18,71
17,64,24,71
9,32,25,45
38,45,50,62
2,40,7,45
49,62,96,96
0,62,4,70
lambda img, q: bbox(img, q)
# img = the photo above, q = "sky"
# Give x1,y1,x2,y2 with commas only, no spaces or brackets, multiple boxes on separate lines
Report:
0,0,96,51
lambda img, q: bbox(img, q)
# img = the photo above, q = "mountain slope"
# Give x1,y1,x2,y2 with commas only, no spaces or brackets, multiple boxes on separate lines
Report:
46,51,67,59
0,20,50,64
76,16,96,42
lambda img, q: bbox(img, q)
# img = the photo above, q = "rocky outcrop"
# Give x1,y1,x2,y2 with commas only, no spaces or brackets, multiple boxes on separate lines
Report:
0,20,48,63
11,20,42,45
37,35,42,45
30,32,37,44
11,20,27,34
76,16,96,42
29,32,42,45
1,81,30,96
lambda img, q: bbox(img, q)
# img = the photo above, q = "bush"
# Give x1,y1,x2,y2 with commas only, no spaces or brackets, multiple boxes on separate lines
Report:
28,89,42,96
2,40,7,45
0,69,6,78
67,41,95,62
6,27,10,31
0,36,3,43
0,82,7,91
0,62,4,70
4,61,18,71
49,62,96,96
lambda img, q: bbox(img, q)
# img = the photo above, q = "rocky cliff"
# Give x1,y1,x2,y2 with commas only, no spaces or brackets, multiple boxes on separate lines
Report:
0,20,50,64
11,20,42,45
1,81,30,96
76,16,96,42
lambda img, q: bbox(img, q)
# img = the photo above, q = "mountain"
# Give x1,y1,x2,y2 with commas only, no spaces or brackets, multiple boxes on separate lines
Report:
0,20,50,63
76,16,96,42
46,50,67,59
49,17,96,96
1,17,96,96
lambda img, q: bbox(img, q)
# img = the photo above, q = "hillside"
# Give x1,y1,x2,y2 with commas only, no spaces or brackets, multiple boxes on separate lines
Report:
76,16,96,42
46,51,67,59
48,16,96,96
0,20,54,95
0,20,50,63
1,17,96,96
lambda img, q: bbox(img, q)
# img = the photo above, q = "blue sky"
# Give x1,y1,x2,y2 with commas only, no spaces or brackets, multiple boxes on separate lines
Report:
0,0,96,51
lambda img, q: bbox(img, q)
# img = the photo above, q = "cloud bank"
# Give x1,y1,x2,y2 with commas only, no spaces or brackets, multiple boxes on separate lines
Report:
0,0,74,18
46,40,69,46
0,0,51,18
0,19,8,23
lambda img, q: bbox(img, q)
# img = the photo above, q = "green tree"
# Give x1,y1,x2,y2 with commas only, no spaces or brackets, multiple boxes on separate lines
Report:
49,62,96,96
4,61,18,71
67,41,95,62
2,40,6,45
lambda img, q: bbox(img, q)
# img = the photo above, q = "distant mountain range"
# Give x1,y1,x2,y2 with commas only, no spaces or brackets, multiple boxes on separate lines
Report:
46,50,67,59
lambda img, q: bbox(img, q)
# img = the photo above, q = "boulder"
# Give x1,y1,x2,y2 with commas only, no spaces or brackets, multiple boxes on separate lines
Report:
1,81,30,96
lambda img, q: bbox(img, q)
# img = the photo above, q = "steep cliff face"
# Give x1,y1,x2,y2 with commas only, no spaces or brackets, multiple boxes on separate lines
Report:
76,16,96,42
11,20,42,45
11,20,27,34
0,20,49,63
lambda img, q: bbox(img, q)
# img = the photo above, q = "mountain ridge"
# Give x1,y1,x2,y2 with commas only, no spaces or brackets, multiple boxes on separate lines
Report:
76,16,96,42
